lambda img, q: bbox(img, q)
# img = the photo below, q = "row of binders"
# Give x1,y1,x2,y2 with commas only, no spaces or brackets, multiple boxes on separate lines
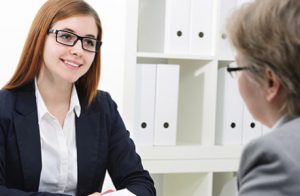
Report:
138,0,214,56
134,65,268,146
134,64,179,146
215,67,270,145
138,0,253,58
164,0,214,55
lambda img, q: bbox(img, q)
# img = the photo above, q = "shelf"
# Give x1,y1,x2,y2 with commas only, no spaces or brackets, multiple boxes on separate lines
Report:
136,145,244,160
213,172,236,196
136,145,243,173
153,173,212,196
218,58,235,62
137,52,214,61
142,159,240,174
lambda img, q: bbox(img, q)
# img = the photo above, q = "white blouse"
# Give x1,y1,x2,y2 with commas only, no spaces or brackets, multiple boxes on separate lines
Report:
35,81,80,195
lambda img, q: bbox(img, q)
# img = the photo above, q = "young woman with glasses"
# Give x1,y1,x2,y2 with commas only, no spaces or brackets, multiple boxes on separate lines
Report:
227,0,300,195
0,0,155,195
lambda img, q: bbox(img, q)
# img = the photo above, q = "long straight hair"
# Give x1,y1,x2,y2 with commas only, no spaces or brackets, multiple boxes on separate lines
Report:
3,0,102,106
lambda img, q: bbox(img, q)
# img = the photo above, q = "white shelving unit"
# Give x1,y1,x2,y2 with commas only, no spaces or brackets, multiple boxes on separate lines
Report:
122,0,248,195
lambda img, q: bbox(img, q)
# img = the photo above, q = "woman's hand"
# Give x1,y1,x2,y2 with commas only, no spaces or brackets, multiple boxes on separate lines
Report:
88,189,114,196
88,192,102,196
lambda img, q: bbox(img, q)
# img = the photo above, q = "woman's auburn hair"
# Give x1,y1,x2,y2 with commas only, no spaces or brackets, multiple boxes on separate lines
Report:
3,0,102,106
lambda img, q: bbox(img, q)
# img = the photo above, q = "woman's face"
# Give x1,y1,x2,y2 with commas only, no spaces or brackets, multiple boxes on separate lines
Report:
236,53,269,124
41,15,98,84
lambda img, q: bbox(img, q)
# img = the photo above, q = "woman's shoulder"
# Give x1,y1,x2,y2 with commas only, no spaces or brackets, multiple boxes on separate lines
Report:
239,121,300,194
0,89,16,120
0,88,15,97
94,90,114,104
242,131,286,158
88,90,118,113
95,90,110,99
241,121,300,168
0,89,16,107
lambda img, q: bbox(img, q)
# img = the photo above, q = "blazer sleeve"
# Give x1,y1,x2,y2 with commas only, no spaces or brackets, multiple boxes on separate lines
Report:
0,91,69,196
101,92,156,196
237,135,300,196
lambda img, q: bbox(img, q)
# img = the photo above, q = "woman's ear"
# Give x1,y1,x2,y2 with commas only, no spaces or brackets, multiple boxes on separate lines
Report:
264,68,281,102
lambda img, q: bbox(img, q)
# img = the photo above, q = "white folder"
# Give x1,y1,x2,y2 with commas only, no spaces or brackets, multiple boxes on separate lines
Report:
242,104,262,144
154,64,180,146
135,64,157,145
189,0,214,56
164,0,190,54
218,0,237,60
216,67,243,145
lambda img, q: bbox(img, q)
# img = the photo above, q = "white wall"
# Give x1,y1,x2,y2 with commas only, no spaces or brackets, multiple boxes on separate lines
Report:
0,0,127,113
87,0,127,113
0,0,45,88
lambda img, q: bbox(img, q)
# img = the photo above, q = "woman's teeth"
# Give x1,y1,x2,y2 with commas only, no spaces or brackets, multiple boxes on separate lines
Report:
65,60,80,67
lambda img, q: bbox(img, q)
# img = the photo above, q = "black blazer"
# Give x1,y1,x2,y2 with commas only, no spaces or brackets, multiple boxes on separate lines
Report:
0,82,155,196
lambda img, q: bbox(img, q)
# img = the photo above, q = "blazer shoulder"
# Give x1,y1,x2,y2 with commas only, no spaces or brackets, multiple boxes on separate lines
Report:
241,129,295,163
240,136,274,165
239,123,300,178
0,89,15,101
95,90,111,100
0,89,16,116
248,118,300,159
89,90,119,114
238,125,300,195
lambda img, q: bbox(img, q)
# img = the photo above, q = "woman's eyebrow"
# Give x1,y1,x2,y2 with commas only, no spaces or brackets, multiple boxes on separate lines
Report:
60,27,97,39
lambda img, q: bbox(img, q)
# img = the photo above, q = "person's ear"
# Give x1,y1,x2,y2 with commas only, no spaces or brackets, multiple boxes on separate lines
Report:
264,68,281,102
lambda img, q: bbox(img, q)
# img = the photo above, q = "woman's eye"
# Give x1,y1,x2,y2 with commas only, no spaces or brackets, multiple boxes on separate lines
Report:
84,39,95,47
60,33,73,41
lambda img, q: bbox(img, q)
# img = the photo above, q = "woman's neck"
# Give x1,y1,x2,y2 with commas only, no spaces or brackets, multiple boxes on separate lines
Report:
37,77,72,104
36,75,73,127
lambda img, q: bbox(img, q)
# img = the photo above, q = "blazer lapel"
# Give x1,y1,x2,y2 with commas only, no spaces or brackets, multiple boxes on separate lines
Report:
13,82,42,191
76,108,102,195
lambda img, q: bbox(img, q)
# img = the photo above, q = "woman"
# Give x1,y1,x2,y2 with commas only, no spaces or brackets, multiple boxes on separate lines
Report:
227,0,300,195
0,0,155,195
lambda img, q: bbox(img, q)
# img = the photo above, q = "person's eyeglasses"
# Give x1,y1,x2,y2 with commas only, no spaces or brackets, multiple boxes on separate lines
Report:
227,62,251,78
48,29,102,53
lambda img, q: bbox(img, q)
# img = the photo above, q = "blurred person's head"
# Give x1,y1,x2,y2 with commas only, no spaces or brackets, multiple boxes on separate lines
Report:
227,0,300,127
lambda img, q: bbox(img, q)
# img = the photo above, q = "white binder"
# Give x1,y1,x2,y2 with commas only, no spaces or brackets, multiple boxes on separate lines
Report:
242,104,262,144
135,64,157,145
164,0,191,54
216,67,243,145
189,0,214,56
154,64,180,146
137,0,165,52
218,0,237,60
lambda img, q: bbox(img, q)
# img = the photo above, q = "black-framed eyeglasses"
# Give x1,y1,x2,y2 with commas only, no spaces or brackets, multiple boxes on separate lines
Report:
48,29,102,52
227,62,251,78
